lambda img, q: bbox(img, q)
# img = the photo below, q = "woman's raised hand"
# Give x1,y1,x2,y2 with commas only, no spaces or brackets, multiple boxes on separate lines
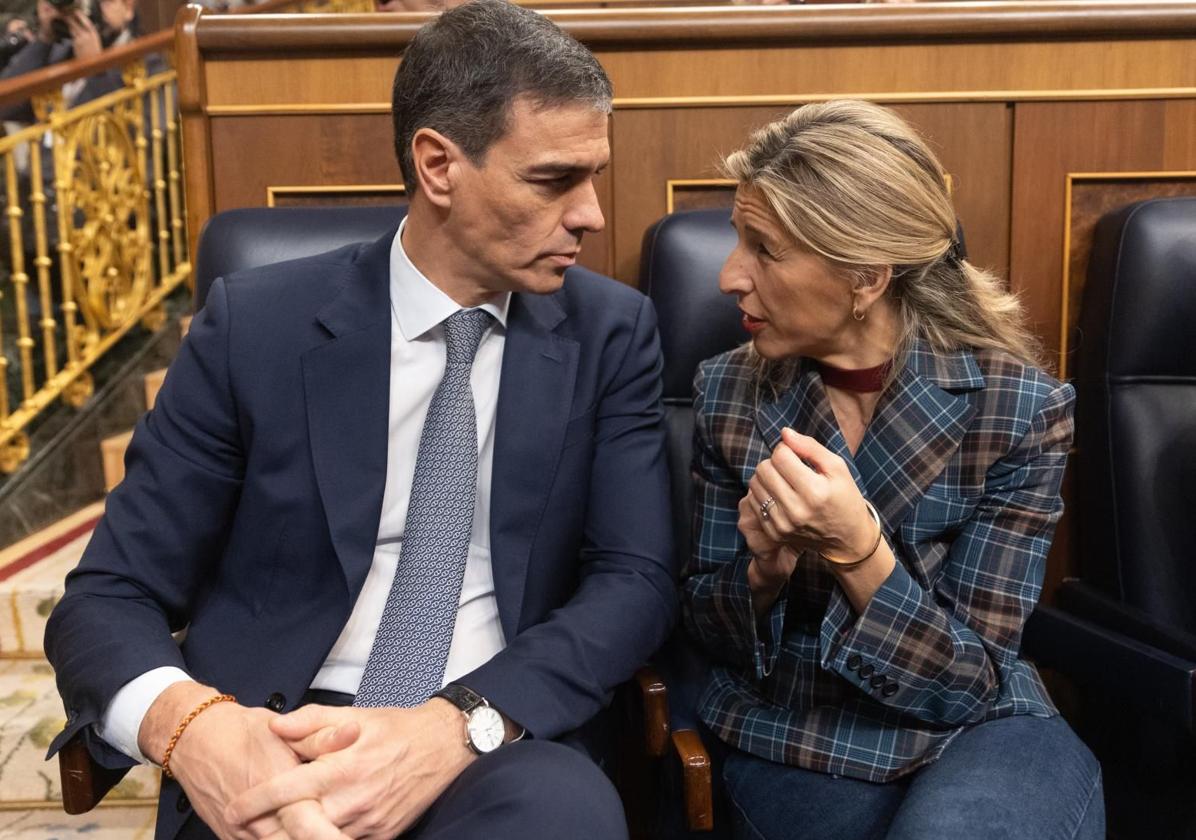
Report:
746,428,876,562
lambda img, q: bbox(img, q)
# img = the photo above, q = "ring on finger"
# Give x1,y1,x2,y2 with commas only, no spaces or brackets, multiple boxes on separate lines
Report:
760,497,776,520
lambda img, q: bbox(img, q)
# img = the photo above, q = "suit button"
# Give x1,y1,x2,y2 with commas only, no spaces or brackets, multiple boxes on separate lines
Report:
858,664,875,679
882,682,899,698
176,790,190,812
846,654,862,671
870,674,886,689
266,692,286,712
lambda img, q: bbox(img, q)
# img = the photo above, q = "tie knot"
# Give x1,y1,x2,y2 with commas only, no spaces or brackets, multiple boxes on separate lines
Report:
443,308,492,366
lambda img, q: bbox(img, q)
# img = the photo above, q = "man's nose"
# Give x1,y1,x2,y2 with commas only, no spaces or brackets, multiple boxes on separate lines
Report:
563,179,605,234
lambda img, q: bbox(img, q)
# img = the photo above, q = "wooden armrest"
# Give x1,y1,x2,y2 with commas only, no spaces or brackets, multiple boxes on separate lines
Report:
59,736,125,815
634,665,670,758
671,728,714,831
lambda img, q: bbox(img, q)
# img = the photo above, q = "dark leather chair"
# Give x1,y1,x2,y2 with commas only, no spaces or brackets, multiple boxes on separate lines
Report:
58,204,409,814
1022,196,1196,840
634,208,741,836
193,205,408,308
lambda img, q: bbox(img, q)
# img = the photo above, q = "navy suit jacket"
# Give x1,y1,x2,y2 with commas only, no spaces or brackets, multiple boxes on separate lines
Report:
44,230,677,838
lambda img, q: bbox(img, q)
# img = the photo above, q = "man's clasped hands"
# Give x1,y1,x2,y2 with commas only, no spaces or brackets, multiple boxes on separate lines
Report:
142,681,476,840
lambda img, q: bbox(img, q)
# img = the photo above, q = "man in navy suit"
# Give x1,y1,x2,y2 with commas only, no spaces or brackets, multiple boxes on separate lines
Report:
44,2,675,837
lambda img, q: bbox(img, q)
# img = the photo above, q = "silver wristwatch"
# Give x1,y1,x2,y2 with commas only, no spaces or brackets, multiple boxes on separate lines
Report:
433,684,511,755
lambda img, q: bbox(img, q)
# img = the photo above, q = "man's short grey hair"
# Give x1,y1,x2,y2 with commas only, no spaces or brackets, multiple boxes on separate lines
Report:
392,0,613,192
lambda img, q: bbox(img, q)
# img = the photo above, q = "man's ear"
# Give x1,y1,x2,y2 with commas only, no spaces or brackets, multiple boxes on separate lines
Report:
410,128,459,209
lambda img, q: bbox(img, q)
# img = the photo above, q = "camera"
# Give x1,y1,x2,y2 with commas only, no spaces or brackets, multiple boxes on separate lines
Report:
0,30,26,70
46,0,104,43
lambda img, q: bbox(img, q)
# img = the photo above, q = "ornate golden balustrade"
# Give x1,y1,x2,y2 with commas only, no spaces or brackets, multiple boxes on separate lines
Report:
0,49,188,473
0,0,383,475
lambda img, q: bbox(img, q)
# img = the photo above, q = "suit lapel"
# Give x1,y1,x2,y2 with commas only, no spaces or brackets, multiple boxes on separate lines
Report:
490,292,578,641
853,341,982,530
301,231,393,595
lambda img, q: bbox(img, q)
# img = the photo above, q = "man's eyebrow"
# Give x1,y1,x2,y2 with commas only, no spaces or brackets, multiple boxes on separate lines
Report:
524,161,605,176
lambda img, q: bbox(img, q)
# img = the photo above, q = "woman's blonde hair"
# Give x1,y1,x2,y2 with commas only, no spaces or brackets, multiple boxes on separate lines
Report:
721,99,1041,379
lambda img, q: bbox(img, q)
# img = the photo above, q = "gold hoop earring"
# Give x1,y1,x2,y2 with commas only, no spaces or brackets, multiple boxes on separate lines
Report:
852,303,866,322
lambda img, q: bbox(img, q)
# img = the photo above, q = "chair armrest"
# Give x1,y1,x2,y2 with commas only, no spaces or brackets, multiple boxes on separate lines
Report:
632,660,716,832
1057,579,1196,660
59,735,125,815
635,666,670,758
1023,604,1196,733
672,729,714,832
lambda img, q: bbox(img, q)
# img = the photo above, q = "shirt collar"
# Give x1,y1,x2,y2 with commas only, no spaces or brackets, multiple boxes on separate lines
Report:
388,217,511,341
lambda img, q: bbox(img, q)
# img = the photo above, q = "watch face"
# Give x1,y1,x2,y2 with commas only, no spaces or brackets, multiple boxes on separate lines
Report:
467,705,506,754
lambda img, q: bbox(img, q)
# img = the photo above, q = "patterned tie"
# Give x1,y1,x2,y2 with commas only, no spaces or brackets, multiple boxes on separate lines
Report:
355,308,493,708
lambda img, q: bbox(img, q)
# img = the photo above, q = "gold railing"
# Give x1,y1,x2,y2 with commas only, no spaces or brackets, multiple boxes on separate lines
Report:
0,1,381,475
0,55,188,473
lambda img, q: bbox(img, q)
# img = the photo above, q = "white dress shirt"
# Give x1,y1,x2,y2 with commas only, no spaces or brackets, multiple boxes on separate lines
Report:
99,220,510,763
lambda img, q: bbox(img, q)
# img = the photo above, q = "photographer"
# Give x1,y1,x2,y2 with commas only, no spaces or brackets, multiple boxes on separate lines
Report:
0,0,138,122
0,0,37,71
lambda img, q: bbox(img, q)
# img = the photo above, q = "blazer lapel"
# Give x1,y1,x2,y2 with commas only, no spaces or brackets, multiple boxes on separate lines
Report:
756,361,859,481
853,341,983,530
490,292,578,641
301,231,393,595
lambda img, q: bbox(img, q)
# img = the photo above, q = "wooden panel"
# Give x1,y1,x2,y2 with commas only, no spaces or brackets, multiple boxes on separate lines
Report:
205,57,396,110
208,113,614,275
269,187,408,208
210,113,400,208
1010,100,1196,376
668,180,735,214
198,39,1196,112
611,103,1011,284
1064,174,1196,373
599,40,1196,104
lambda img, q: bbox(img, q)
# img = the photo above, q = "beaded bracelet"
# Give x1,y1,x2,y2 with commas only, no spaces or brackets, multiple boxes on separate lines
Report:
161,693,236,779
818,501,884,569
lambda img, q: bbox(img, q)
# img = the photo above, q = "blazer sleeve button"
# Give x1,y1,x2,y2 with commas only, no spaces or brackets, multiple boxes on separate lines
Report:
858,664,875,679
882,682,899,697
846,653,863,671
266,692,287,713
869,674,886,689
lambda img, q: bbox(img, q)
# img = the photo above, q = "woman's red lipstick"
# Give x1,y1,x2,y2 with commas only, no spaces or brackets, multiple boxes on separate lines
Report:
741,312,767,334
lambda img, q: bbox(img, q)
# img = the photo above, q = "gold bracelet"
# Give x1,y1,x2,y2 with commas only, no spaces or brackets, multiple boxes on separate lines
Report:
818,501,884,569
161,693,236,779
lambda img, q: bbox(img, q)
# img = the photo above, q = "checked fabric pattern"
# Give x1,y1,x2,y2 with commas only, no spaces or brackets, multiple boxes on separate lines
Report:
682,339,1074,782
355,308,493,708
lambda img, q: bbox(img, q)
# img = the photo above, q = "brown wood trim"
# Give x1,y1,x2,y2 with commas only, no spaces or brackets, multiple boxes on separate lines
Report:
191,2,1196,52
238,0,318,13
634,666,670,758
0,29,172,109
176,4,215,258
672,729,714,832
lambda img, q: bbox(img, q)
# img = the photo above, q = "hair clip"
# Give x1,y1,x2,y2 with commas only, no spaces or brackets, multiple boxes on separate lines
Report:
945,238,966,265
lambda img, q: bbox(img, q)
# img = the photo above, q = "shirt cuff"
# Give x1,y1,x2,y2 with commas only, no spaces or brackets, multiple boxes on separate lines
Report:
95,666,193,765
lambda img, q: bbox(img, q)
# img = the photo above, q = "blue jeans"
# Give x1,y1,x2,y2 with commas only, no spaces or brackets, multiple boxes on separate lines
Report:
723,715,1104,840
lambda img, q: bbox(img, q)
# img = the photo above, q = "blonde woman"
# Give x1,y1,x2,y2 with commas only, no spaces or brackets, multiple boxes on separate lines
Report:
681,100,1103,839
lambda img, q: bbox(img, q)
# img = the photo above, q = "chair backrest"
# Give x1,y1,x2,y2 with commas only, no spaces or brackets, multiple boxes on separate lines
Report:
193,205,408,309
640,208,743,571
1075,196,1196,633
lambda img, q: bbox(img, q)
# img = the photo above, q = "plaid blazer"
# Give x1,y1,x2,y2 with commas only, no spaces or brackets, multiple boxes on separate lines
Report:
681,339,1075,782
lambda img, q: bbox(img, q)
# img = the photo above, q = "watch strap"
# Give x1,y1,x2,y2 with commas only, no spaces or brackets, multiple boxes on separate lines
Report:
433,683,484,714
